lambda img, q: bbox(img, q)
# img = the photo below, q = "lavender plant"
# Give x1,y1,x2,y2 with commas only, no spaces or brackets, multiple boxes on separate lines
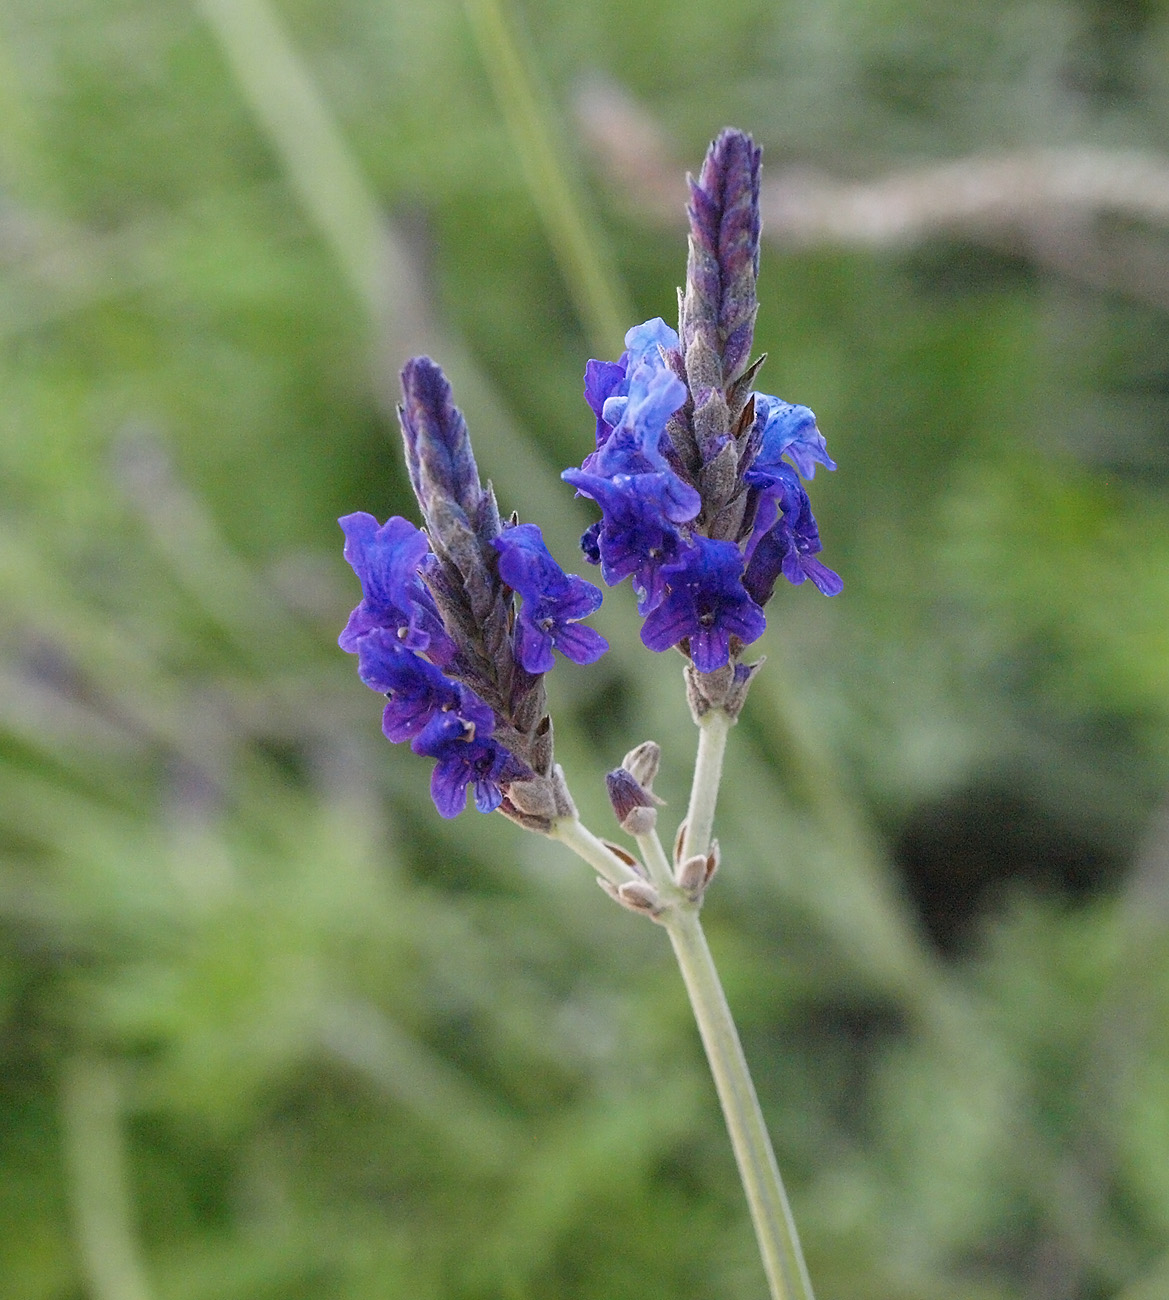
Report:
339,129,837,1300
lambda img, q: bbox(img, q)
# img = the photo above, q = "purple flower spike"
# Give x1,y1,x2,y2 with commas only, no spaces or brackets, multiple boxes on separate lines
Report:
338,512,456,663
681,129,762,387
411,708,526,818
640,536,766,672
493,523,608,674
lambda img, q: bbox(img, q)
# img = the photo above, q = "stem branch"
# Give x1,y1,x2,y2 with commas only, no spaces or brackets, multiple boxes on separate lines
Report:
549,816,639,887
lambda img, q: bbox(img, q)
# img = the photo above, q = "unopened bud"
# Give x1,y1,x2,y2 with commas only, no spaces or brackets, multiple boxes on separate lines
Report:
622,805,658,836
597,877,662,917
675,839,720,900
621,741,662,791
606,767,662,834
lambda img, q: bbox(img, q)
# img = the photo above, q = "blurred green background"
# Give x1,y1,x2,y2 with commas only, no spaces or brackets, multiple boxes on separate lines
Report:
3,0,1169,1296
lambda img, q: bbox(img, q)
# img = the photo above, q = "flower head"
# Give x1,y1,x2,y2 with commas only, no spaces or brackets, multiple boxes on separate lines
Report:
563,130,841,705
341,359,601,825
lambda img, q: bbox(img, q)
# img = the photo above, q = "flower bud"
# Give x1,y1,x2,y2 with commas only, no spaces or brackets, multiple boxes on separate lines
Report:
621,741,662,791
606,767,663,834
598,877,662,916
675,839,719,900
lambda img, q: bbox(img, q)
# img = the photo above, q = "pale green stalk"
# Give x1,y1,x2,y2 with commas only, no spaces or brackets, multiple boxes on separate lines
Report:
556,711,814,1300
627,813,813,1300
663,903,814,1300
680,706,733,862
675,705,813,1299
549,815,640,888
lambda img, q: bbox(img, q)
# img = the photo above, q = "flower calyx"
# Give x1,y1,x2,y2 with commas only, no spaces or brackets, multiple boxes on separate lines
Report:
606,764,664,836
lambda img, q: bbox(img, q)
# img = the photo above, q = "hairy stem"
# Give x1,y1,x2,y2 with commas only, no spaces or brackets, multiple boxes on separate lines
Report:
549,815,640,886
663,907,815,1300
681,706,732,862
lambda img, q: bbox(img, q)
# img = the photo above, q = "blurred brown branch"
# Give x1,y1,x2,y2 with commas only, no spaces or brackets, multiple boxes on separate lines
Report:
576,82,1169,311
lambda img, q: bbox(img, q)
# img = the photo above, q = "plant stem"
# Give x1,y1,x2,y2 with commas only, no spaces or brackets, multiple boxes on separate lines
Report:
662,905,815,1300
681,707,732,862
549,815,639,887
673,702,814,1299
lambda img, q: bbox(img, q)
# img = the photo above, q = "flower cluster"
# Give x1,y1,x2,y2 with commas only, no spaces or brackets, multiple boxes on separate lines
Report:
563,130,840,686
340,128,842,817
339,360,607,819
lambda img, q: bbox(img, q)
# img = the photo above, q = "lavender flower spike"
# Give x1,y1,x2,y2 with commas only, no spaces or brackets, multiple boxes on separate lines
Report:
681,129,762,399
399,357,502,622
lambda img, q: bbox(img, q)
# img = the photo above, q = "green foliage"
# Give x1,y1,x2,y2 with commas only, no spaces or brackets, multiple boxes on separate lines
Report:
2,0,1169,1296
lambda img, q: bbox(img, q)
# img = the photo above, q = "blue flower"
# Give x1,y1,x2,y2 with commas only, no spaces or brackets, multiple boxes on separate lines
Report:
640,536,766,672
581,319,685,476
752,394,836,481
410,705,526,819
561,468,698,613
491,523,608,674
743,482,843,604
354,628,464,742
338,513,456,663
594,363,688,479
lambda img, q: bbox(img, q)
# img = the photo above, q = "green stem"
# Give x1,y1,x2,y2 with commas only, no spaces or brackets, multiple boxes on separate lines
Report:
634,823,674,891
549,815,639,887
681,707,732,862
662,907,815,1300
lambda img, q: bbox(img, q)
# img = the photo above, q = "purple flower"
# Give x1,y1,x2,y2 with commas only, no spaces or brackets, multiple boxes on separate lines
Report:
338,513,456,663
354,628,464,741
411,705,526,819
753,394,836,481
562,468,697,613
594,363,687,478
492,523,608,674
640,536,766,672
582,319,685,476
743,483,842,605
